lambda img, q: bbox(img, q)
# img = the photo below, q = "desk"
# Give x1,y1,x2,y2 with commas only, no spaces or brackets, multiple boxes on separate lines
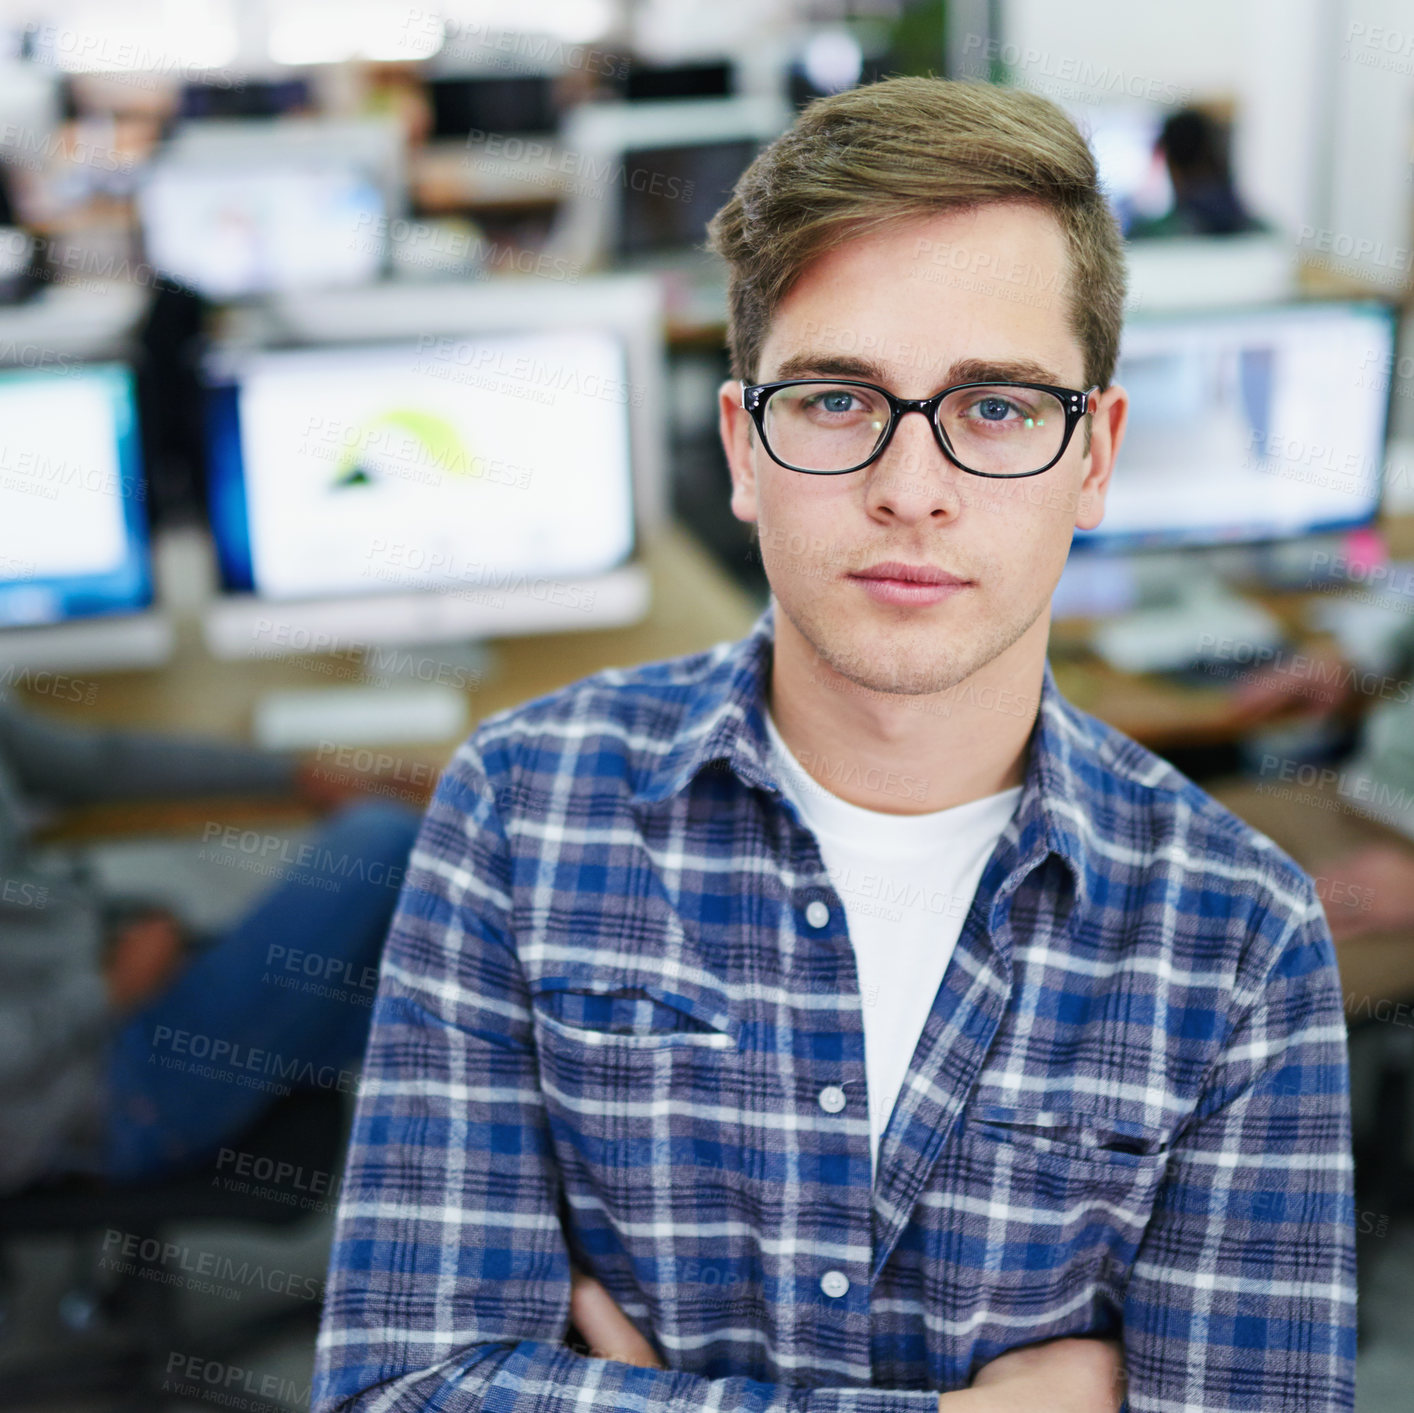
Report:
24,522,765,840
1050,512,1414,750
1048,596,1349,749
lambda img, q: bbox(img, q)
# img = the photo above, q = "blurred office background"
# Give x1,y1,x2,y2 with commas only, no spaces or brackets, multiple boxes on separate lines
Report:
0,0,1412,1408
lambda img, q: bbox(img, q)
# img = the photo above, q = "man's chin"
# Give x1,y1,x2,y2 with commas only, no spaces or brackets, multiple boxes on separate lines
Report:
811,630,980,699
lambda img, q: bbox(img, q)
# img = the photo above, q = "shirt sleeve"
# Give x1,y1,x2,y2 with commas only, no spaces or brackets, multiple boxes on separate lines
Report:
311,735,942,1413
1118,889,1357,1411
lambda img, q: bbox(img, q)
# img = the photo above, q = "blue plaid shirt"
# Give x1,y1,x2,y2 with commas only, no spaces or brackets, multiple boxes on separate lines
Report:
314,600,1356,1412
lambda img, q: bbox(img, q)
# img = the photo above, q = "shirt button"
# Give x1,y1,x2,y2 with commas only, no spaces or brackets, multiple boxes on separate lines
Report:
805,900,830,929
820,1269,850,1298
818,1085,846,1114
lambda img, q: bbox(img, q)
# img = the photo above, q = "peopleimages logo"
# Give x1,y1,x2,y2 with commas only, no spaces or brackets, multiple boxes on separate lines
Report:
163,1352,311,1410
463,130,696,204
1198,635,1414,704
956,34,1191,104
413,334,644,406
148,1024,364,1098
0,119,137,173
794,746,928,804
1257,754,1414,819
101,1229,323,1302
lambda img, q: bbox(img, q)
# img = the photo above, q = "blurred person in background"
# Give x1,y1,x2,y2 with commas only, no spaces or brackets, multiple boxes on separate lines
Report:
1126,105,1270,239
0,693,421,1194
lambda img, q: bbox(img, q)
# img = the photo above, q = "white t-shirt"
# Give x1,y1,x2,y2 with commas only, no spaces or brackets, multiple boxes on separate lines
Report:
764,708,1023,1185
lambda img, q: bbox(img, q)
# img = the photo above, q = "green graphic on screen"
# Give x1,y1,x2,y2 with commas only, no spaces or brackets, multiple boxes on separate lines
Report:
330,408,478,489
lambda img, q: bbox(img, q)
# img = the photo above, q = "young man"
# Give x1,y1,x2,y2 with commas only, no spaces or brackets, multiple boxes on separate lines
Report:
314,78,1355,1411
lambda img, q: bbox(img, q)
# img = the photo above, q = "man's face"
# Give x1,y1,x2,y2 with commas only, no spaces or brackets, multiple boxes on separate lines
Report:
719,201,1127,699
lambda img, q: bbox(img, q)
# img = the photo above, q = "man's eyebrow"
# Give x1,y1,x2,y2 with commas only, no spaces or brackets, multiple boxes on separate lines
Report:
767,351,1067,387
772,352,890,382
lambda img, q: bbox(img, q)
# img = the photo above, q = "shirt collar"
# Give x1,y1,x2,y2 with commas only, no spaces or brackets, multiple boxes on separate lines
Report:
631,597,1096,912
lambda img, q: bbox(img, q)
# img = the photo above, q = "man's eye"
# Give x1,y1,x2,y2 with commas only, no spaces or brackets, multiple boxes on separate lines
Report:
805,391,861,414
959,394,1051,431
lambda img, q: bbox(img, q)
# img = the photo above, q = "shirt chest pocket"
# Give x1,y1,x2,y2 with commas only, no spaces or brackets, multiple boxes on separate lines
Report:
530,969,742,1049
521,899,742,1051
926,1103,1171,1324
528,961,749,1233
962,1104,1170,1170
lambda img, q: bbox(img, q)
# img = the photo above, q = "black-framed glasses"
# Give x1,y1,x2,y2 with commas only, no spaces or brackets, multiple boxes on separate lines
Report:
740,377,1100,477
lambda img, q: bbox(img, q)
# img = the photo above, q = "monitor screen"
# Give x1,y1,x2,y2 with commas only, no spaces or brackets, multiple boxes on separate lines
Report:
616,137,759,258
622,60,732,102
137,160,386,301
787,52,886,109
1061,100,1173,237
178,77,311,119
0,363,152,626
1075,300,1395,553
205,331,637,602
427,74,559,138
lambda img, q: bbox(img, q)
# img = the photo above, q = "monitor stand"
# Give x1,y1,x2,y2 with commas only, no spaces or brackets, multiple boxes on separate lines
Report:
250,639,494,751
1086,557,1285,676
203,559,653,750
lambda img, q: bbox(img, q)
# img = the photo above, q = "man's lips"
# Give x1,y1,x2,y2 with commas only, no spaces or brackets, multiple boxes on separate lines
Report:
845,562,972,607
848,561,971,586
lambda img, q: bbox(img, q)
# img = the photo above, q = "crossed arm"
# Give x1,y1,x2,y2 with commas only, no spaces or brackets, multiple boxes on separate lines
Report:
567,1265,1127,1412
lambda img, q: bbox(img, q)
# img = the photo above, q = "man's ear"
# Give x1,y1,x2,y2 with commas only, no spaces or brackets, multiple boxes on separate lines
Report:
1074,383,1128,533
718,377,760,526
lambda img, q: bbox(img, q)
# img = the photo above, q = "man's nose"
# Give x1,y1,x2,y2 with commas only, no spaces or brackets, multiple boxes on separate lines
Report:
866,409,966,516
876,406,956,477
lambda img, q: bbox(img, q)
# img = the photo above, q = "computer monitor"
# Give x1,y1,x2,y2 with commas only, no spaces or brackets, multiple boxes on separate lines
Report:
426,73,560,139
155,117,405,216
1074,299,1396,554
207,330,634,596
0,362,172,670
1060,98,1173,237
135,118,404,301
137,161,386,301
199,273,664,661
547,97,792,270
622,59,733,101
178,77,312,120
1063,99,1298,311
787,49,886,109
617,136,760,260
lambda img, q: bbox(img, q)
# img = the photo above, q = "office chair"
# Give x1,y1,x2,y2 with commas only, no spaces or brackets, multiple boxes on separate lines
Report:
1348,1016,1414,1344
0,1086,347,1411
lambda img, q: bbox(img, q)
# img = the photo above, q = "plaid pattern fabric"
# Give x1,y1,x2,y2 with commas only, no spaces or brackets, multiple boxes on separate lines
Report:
314,600,1356,1412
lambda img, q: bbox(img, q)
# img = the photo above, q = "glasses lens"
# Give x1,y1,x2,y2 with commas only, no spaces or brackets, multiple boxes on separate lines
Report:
761,382,891,472
938,385,1067,475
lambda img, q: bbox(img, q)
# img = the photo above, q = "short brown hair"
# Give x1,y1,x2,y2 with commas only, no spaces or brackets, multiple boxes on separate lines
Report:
705,77,1127,394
